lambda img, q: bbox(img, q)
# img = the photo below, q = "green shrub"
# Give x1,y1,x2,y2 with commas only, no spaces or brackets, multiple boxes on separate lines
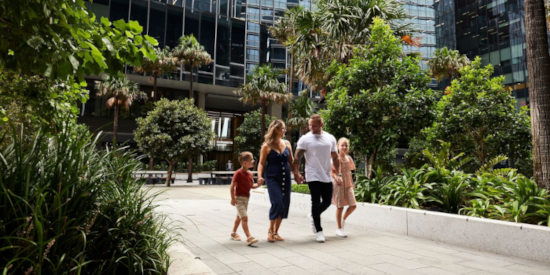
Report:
354,168,393,203
0,123,176,274
381,167,435,209
292,184,310,194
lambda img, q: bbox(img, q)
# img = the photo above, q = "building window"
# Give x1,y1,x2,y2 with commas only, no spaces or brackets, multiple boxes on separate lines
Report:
247,49,259,62
247,34,259,47
247,22,260,32
248,7,260,21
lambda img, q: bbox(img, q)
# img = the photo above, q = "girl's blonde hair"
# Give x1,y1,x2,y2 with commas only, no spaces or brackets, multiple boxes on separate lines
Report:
264,120,285,145
337,137,350,154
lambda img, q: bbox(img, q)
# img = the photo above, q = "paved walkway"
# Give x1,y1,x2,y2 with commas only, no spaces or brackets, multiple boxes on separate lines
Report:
153,185,550,275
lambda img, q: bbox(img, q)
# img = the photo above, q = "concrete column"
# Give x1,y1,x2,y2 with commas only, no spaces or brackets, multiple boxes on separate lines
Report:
198,92,206,110
267,102,283,119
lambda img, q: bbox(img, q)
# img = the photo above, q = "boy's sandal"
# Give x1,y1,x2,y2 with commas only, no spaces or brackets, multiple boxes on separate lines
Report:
247,236,259,246
273,233,285,241
231,232,241,241
267,231,275,243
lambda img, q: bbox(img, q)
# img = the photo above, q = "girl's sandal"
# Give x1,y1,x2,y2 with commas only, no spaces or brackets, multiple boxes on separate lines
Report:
273,233,285,241
267,231,275,243
231,232,241,241
247,236,259,246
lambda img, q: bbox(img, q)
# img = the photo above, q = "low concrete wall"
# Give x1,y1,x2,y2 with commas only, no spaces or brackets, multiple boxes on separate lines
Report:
249,189,550,262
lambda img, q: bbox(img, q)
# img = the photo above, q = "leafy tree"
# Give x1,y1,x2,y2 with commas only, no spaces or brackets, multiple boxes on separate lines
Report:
234,65,290,142
287,90,318,135
135,46,178,101
428,47,470,83
0,0,157,80
423,57,532,173
173,35,213,99
321,18,438,178
95,74,146,146
525,0,550,188
234,109,277,168
173,35,213,181
135,98,214,187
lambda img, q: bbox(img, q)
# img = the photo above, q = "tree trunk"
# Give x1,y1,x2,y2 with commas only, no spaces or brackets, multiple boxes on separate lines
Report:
153,74,158,100
187,65,195,181
525,0,550,189
365,150,377,179
189,64,194,100
187,157,193,183
113,98,119,149
286,53,295,145
261,103,266,143
166,161,175,187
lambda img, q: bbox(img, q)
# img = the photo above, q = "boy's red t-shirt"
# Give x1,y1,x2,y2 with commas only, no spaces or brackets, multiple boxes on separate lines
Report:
233,168,253,197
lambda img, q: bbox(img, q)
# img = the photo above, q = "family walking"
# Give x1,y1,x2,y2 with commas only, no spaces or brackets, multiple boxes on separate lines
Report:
229,114,357,245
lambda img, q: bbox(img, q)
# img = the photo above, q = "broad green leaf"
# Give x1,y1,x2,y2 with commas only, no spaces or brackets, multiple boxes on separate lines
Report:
128,20,144,34
101,17,111,27
144,35,159,46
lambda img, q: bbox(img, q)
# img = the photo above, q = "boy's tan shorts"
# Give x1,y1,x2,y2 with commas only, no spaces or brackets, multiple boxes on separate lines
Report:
235,196,249,218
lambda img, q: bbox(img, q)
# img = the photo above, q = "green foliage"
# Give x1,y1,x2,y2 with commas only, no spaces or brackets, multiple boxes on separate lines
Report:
0,72,88,129
426,169,485,214
428,47,470,82
354,168,392,203
0,0,157,80
423,57,532,172
287,90,318,134
322,18,438,177
292,184,311,194
135,98,214,186
0,123,175,274
422,140,471,171
235,109,277,159
380,167,434,209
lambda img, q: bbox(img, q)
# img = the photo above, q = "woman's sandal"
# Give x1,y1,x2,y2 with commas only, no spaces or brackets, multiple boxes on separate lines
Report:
231,232,241,241
247,236,258,246
267,231,275,243
273,233,285,241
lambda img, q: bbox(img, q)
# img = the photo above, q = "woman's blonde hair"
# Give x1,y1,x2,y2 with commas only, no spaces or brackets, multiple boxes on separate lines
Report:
264,120,285,145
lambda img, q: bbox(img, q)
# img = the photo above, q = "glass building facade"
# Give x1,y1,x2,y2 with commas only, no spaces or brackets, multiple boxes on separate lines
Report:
83,0,310,169
401,0,438,88
435,0,529,108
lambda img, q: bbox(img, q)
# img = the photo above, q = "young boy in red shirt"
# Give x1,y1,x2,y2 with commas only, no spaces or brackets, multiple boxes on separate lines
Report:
230,152,261,245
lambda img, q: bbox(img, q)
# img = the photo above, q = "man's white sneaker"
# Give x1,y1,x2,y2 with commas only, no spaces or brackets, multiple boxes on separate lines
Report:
308,213,317,233
336,228,347,238
316,231,325,243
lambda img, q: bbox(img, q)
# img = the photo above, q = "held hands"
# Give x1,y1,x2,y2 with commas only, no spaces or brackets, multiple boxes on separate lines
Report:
231,198,236,206
336,176,343,186
257,177,265,186
294,173,305,184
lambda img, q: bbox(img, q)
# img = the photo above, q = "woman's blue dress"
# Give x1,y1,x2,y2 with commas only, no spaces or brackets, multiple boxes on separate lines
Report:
265,146,292,220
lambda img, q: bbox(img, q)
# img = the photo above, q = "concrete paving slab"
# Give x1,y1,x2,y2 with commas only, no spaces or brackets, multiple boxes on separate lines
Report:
156,185,550,275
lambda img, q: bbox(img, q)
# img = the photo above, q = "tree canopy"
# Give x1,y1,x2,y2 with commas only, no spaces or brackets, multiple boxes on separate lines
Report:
322,18,438,177
134,98,214,186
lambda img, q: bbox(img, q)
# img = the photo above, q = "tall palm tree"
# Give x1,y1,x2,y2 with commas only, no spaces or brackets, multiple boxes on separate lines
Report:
95,74,146,147
428,47,470,83
525,0,550,189
173,35,213,100
270,6,304,143
234,65,291,143
134,46,177,101
173,35,213,182
287,90,317,135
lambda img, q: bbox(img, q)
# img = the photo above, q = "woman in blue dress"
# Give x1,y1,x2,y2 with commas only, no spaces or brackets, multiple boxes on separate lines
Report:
257,120,295,242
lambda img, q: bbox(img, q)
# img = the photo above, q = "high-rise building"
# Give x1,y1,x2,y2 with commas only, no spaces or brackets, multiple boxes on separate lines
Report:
402,0,438,89
435,0,529,108
81,0,304,169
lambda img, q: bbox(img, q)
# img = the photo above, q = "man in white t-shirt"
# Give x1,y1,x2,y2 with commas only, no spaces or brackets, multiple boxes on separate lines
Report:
293,114,342,243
